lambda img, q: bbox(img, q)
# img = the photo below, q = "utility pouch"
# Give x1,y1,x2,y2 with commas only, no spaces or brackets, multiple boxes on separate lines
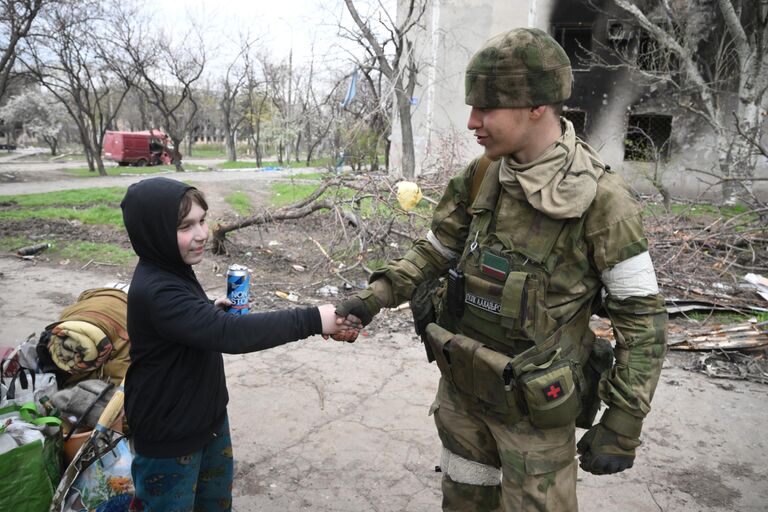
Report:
446,269,465,318
445,334,482,394
473,347,521,420
424,323,453,378
575,337,614,428
518,351,582,430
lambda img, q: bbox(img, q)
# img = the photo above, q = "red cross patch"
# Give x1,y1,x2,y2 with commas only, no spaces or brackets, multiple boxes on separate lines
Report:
543,381,563,402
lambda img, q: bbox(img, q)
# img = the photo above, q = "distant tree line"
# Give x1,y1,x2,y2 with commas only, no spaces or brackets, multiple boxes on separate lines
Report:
0,0,429,177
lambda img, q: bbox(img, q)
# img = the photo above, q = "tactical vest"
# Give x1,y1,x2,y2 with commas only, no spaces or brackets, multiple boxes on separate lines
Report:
451,160,593,360
426,159,605,428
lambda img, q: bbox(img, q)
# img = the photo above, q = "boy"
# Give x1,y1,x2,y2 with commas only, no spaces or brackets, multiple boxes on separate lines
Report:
121,177,358,510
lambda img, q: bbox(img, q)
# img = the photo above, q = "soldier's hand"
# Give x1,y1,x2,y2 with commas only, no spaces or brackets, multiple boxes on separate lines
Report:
576,423,640,475
335,296,378,326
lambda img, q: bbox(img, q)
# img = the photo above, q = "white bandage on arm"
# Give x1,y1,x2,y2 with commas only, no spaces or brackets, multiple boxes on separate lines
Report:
601,251,660,300
440,447,501,486
427,230,460,261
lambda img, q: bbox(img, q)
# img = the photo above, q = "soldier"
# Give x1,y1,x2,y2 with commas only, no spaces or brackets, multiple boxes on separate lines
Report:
336,27,668,511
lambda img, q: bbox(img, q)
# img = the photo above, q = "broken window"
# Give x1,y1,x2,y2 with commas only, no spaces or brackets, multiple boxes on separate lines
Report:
636,33,678,73
624,114,672,161
606,20,634,54
563,109,587,139
553,25,593,70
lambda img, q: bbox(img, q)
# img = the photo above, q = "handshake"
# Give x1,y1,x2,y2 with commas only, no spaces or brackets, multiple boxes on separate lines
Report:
318,294,380,343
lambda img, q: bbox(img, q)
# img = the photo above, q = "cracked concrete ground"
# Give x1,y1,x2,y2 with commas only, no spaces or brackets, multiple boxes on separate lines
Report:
1,256,767,512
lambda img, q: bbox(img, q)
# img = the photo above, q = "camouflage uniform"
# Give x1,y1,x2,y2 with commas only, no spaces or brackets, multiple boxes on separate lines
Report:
345,28,667,512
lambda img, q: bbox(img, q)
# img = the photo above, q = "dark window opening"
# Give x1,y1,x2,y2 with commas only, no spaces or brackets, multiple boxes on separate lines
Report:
553,25,592,70
624,114,672,161
636,35,679,72
563,110,587,139
607,20,633,54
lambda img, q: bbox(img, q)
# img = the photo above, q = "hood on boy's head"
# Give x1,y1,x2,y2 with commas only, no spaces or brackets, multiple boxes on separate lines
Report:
121,177,194,268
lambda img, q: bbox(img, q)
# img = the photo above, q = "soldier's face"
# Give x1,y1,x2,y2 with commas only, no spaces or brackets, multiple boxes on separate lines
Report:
468,106,533,161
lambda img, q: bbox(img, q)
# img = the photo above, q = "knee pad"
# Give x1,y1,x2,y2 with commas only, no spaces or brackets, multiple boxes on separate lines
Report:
440,447,501,486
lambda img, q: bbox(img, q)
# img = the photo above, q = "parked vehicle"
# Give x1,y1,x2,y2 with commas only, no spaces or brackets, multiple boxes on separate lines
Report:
102,130,179,166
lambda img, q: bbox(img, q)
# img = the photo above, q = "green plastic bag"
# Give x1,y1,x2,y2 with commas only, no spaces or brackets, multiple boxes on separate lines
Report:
0,404,63,512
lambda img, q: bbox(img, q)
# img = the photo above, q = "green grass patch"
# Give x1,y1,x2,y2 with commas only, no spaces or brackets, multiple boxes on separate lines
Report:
65,163,211,177
0,237,132,266
681,309,765,324
0,205,123,226
0,236,47,253
270,182,320,207
218,161,260,169
187,144,226,158
59,241,135,265
269,179,358,208
279,158,332,168
224,191,254,216
290,172,323,180
646,202,754,219
0,187,126,207
217,159,332,170
66,165,166,177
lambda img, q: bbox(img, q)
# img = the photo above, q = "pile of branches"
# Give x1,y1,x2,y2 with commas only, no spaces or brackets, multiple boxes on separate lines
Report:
210,174,439,278
645,204,768,312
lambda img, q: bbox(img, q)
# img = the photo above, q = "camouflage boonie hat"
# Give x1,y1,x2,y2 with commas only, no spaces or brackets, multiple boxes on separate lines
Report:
465,28,572,108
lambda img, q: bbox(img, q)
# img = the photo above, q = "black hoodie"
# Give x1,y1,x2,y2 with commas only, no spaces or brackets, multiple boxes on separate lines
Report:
121,177,322,457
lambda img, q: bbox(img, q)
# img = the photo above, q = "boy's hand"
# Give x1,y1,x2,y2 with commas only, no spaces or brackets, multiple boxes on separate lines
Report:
331,314,362,342
214,297,233,310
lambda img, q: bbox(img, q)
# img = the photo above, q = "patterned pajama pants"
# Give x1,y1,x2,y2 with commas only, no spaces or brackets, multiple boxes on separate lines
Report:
130,415,234,512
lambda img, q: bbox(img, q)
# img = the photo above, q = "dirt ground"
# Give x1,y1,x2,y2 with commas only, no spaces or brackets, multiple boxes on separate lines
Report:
1,161,767,511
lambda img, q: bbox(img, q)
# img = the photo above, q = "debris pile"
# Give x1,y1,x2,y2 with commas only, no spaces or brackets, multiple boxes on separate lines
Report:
645,205,768,315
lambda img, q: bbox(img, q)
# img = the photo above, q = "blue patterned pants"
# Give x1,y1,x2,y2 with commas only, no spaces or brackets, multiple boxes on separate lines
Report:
130,415,233,512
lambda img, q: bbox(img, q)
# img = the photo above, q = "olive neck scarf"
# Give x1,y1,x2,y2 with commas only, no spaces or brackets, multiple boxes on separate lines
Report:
499,118,605,219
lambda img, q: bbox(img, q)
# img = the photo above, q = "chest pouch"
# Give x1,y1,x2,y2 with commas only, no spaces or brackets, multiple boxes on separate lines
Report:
518,348,583,429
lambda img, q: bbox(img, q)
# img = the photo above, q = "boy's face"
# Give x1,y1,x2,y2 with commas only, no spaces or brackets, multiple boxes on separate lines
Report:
177,201,208,266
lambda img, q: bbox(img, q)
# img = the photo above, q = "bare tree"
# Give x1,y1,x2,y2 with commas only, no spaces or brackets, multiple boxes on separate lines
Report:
340,0,427,178
219,36,257,162
0,0,47,101
261,54,296,164
20,0,134,175
598,0,768,204
117,18,206,172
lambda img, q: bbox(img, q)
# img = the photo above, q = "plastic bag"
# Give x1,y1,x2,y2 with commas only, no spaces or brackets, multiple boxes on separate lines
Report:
0,362,58,413
0,403,63,512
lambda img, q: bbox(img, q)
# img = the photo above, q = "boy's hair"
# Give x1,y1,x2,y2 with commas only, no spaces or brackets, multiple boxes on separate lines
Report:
178,188,208,226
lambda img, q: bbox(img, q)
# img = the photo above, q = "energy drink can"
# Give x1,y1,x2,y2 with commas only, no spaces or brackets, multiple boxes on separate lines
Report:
226,264,250,315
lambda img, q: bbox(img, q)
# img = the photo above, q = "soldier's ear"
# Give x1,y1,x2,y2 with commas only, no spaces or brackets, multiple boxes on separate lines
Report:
529,105,547,119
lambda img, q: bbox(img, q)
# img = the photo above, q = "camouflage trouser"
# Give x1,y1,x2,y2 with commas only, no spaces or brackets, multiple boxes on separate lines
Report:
430,378,578,512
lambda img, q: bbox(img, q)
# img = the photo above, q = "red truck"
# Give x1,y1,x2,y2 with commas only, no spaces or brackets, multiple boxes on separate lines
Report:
102,130,179,166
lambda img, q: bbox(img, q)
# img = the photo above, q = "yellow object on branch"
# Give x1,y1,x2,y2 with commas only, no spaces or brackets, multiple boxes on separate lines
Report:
396,181,423,211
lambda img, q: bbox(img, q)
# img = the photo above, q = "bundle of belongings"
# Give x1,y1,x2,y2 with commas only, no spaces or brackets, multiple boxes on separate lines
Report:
38,287,131,388
1,286,133,512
